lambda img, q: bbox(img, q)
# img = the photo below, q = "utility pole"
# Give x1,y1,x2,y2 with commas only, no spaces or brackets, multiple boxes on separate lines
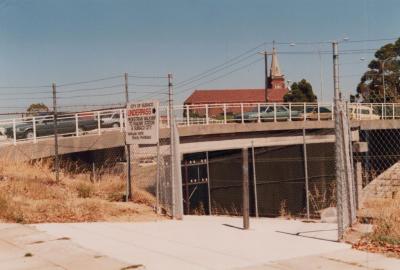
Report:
318,44,324,102
242,147,250,230
259,51,271,102
168,73,176,218
124,72,132,201
333,41,344,240
52,83,59,182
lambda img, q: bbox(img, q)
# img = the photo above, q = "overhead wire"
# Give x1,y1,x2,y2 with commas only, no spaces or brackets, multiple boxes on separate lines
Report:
128,75,168,79
175,57,263,96
59,91,125,99
57,84,124,94
57,75,123,87
173,43,267,87
0,37,398,109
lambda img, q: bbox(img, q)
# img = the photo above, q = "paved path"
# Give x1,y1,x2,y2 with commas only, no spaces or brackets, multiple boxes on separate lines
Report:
3,216,399,269
237,249,400,269
0,223,137,270
34,216,363,270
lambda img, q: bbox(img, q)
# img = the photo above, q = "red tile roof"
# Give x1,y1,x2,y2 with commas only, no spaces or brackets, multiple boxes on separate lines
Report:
184,88,288,104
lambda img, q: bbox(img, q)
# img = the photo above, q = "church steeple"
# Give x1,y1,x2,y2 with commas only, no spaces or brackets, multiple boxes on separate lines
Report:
270,47,282,78
268,46,286,90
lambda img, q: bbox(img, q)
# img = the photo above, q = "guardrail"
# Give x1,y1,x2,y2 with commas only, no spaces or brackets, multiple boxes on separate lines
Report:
0,102,398,146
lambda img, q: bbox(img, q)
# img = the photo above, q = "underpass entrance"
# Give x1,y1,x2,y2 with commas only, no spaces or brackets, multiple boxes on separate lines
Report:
182,143,336,218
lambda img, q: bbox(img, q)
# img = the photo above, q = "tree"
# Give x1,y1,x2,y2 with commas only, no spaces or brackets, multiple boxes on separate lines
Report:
356,38,400,103
27,103,49,115
283,79,317,102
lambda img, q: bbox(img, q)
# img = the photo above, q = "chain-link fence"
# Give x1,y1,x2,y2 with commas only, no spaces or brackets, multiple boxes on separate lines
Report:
359,128,400,200
181,129,338,219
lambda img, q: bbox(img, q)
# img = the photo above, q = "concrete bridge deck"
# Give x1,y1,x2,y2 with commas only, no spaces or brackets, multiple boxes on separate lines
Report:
0,119,380,161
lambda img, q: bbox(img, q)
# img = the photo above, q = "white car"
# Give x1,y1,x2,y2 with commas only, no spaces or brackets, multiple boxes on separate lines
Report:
101,112,122,128
0,127,7,141
348,105,380,120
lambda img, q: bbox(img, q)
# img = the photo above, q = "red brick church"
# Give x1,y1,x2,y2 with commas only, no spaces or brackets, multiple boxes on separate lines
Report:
184,48,288,117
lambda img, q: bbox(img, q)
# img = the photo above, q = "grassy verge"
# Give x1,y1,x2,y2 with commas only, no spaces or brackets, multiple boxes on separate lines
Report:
0,160,160,223
353,198,400,257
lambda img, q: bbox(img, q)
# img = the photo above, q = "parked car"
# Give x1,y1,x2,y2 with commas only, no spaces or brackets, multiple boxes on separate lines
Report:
100,112,122,128
302,106,333,120
4,115,100,139
0,126,6,141
234,105,302,122
348,105,380,120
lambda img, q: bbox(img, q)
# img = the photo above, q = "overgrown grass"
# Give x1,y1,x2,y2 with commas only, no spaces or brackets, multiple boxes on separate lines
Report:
365,198,400,245
0,160,159,223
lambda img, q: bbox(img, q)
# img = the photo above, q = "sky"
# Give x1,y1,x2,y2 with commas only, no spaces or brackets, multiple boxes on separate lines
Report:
0,0,400,113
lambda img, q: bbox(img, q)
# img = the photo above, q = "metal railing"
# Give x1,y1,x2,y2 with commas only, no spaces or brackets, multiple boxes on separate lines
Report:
0,102,397,146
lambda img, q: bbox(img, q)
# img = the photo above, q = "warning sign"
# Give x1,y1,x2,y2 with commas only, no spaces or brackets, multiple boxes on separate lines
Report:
125,100,159,145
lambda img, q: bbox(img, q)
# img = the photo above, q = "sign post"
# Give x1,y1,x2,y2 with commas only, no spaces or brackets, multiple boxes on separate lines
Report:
125,100,160,201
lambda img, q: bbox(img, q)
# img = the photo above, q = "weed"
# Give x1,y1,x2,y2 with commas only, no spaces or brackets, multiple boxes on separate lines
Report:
76,182,93,198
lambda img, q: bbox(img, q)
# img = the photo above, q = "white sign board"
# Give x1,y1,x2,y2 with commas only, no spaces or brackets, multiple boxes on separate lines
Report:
125,100,159,145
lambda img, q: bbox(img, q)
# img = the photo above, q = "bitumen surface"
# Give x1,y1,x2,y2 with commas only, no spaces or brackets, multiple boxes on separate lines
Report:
1,216,399,269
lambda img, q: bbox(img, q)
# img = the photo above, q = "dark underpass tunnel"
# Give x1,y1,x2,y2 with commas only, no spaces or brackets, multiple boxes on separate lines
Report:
182,143,335,217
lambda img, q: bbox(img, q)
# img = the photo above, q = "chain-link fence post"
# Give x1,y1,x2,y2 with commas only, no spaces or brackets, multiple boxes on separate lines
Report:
242,147,250,230
302,127,310,220
251,141,259,218
52,82,60,182
333,41,357,240
333,41,345,240
172,120,183,219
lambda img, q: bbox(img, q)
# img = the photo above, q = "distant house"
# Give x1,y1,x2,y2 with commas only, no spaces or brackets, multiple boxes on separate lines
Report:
184,48,288,117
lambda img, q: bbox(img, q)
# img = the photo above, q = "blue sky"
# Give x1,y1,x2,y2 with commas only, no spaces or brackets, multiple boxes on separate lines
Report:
0,0,400,113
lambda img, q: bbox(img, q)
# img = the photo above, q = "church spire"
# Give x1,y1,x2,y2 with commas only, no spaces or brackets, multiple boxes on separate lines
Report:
270,47,282,78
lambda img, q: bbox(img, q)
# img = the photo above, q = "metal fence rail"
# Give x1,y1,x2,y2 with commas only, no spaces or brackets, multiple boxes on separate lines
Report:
0,102,398,146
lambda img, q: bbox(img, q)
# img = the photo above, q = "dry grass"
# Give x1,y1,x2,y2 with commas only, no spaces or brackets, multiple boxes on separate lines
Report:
353,196,400,257
364,197,400,245
0,160,160,223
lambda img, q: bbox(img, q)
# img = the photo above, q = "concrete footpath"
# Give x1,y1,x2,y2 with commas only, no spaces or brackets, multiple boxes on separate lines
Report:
238,249,400,270
2,216,400,269
34,216,400,269
0,223,138,269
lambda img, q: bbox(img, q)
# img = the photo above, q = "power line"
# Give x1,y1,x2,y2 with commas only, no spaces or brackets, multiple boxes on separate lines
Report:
174,43,267,88
130,45,267,100
0,84,51,89
136,54,264,100
57,84,124,93
129,83,167,87
128,90,168,94
344,37,398,44
175,53,259,90
277,48,378,55
127,75,168,79
57,75,123,87
275,37,398,46
0,96,52,101
0,89,51,95
58,91,125,99
174,57,263,96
